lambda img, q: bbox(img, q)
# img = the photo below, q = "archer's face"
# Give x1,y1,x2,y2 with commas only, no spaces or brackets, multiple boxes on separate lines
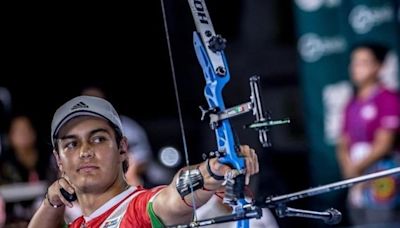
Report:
55,116,127,194
350,48,380,88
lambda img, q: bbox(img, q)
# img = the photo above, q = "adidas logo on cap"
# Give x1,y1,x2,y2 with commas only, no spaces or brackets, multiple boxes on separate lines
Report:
71,102,89,110
51,96,124,147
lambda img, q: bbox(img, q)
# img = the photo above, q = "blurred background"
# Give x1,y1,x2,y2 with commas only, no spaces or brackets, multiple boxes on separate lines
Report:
1,0,399,227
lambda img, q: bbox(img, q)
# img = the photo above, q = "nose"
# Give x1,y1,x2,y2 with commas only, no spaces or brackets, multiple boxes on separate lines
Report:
79,142,94,159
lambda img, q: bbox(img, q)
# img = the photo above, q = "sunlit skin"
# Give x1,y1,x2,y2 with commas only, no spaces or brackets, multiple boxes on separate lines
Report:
54,116,129,215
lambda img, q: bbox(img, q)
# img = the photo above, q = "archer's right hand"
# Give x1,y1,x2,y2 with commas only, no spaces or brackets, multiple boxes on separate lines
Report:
46,177,76,208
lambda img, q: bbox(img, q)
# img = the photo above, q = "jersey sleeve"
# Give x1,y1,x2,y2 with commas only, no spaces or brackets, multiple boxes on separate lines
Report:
126,186,166,227
378,91,400,130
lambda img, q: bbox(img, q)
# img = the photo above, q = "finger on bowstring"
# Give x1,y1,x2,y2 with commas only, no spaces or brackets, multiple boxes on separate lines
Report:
57,177,75,195
57,191,73,208
56,178,75,208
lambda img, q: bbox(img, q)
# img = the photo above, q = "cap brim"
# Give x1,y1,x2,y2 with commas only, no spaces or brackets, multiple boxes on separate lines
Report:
52,110,107,140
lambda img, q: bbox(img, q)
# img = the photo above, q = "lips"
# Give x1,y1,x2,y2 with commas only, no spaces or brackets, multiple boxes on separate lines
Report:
77,164,99,172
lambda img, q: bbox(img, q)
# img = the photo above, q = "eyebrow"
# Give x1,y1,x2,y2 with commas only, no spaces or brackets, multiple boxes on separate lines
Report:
59,128,111,141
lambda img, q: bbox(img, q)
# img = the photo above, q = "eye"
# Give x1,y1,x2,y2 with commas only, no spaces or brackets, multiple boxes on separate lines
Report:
64,141,77,150
92,136,106,144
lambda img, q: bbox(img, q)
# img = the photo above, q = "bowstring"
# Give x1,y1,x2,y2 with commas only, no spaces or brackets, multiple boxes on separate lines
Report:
160,0,199,222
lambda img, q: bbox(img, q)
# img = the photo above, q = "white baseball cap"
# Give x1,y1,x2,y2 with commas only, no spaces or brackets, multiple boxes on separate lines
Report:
51,95,123,146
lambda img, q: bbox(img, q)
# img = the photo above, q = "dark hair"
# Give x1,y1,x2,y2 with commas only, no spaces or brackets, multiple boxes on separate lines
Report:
350,42,389,64
112,124,130,173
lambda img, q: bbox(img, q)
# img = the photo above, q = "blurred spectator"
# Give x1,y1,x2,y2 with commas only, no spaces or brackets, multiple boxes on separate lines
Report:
336,43,400,225
0,115,51,225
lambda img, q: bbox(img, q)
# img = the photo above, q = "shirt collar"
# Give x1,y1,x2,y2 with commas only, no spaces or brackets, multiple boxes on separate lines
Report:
84,186,136,222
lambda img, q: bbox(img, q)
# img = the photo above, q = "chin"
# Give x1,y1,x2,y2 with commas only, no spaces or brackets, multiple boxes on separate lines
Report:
76,178,103,192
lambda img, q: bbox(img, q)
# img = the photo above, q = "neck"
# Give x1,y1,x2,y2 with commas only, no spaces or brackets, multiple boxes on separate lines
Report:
78,179,129,216
357,81,378,100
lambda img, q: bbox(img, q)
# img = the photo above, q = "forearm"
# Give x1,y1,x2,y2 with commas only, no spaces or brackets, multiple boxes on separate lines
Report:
337,148,351,172
154,158,224,225
179,159,224,207
154,145,258,225
336,136,352,178
28,199,65,228
357,129,396,173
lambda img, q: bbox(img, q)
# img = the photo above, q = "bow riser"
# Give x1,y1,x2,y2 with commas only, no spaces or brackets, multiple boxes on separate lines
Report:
193,32,245,172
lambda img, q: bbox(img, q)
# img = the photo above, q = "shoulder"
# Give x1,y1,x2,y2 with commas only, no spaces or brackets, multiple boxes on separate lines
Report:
130,186,166,203
126,186,167,210
377,87,400,100
375,88,400,110
123,186,167,226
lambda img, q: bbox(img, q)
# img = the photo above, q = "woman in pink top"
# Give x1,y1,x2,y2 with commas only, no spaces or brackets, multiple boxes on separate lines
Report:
337,43,400,226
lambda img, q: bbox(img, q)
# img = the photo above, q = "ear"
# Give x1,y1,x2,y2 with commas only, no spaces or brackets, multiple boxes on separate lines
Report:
119,136,129,162
53,149,63,172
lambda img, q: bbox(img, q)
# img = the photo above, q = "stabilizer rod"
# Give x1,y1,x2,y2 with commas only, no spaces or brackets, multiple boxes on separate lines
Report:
258,167,400,206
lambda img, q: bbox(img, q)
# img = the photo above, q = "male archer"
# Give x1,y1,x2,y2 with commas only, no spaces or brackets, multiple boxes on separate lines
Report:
28,95,259,227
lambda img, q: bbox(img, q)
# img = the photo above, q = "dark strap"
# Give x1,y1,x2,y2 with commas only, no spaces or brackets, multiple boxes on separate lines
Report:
207,159,224,181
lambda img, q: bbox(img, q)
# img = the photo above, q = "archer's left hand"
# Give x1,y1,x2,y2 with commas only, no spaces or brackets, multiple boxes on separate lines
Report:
209,145,259,185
